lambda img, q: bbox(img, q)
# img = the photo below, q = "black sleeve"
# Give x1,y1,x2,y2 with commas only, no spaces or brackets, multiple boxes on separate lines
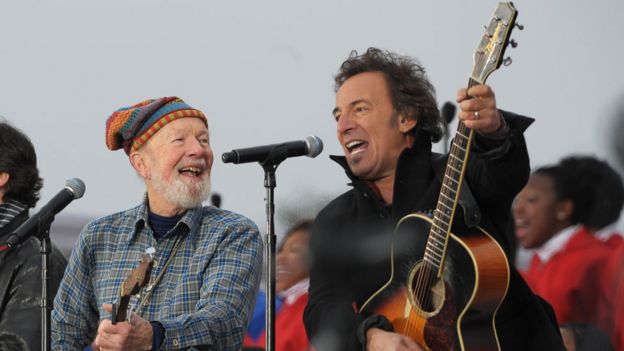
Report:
0,239,68,351
465,111,533,240
303,207,366,351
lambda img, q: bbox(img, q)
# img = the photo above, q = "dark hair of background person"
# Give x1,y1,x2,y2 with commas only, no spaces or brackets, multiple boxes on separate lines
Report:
534,155,624,228
0,121,43,208
559,155,624,230
533,160,599,227
334,47,444,142
278,219,314,251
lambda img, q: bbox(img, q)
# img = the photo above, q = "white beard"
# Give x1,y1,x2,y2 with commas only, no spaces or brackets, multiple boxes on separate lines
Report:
150,170,211,210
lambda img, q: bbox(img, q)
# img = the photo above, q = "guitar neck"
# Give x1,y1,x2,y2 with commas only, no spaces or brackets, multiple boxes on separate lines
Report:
112,296,131,324
111,253,154,325
424,78,482,276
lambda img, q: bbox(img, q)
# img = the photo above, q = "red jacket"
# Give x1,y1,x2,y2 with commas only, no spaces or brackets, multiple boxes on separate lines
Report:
606,234,623,249
599,242,624,351
243,293,310,351
522,227,611,325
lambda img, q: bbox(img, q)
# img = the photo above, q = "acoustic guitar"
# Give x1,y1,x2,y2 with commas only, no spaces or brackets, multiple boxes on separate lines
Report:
359,3,520,350
111,253,154,324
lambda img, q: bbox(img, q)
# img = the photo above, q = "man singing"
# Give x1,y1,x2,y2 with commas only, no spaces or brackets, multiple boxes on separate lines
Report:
52,97,263,350
303,48,565,351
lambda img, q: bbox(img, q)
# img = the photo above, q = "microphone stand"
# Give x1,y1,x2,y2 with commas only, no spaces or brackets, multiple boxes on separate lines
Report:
258,145,289,351
37,212,55,351
440,101,456,154
442,124,450,154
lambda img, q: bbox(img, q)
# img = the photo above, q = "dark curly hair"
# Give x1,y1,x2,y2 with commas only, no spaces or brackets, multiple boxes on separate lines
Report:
561,156,623,229
279,219,313,251
0,120,43,208
334,47,444,142
534,155,624,228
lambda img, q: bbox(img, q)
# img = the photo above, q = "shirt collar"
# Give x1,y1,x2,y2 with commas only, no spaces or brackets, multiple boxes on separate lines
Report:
594,224,623,242
277,278,309,305
127,194,203,246
535,224,579,263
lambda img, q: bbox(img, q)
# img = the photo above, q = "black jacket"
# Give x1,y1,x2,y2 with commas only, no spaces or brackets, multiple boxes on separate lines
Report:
303,112,565,351
0,211,68,351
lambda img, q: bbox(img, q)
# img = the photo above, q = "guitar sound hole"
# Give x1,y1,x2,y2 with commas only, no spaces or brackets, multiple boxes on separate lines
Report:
409,263,445,314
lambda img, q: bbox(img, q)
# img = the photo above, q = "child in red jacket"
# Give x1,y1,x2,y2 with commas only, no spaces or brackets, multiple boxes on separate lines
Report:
513,157,613,328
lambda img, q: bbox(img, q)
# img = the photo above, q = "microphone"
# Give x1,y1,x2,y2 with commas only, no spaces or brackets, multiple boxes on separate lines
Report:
3,178,86,250
441,102,456,124
210,193,222,208
222,135,323,164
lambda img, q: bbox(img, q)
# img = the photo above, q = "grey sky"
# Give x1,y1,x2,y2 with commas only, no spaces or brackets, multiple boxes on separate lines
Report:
2,0,623,234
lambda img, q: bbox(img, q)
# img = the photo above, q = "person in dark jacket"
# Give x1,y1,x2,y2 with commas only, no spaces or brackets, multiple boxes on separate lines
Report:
302,48,566,351
0,120,68,351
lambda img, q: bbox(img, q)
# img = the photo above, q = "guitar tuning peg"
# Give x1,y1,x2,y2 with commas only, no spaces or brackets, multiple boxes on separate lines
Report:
502,57,513,66
515,23,524,30
509,39,518,48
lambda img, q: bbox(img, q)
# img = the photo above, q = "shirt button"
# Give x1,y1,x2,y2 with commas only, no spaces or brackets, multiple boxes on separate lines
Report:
173,339,179,347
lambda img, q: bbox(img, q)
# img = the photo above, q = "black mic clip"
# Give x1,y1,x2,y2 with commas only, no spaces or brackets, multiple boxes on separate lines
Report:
5,209,55,249
261,144,290,168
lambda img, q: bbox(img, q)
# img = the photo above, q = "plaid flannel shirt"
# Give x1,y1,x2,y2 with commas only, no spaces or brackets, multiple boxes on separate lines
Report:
51,198,263,350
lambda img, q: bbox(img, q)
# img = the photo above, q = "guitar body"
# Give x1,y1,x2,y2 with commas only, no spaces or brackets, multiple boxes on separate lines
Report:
360,213,510,351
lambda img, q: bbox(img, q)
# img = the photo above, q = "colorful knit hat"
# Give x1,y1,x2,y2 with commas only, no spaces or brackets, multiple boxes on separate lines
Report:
105,97,207,154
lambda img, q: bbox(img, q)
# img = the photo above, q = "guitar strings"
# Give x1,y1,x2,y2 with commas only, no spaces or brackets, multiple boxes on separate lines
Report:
406,75,481,340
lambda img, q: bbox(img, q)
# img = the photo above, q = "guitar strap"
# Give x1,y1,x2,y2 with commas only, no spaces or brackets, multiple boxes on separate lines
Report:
133,233,186,316
431,153,482,227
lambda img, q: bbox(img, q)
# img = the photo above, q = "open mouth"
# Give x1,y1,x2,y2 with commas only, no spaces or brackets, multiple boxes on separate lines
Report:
514,218,529,239
345,140,367,155
178,166,204,177
276,267,291,280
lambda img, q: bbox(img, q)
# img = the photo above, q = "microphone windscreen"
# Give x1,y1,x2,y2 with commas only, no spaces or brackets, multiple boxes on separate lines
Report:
305,135,323,158
441,102,456,124
66,178,86,199
211,193,222,208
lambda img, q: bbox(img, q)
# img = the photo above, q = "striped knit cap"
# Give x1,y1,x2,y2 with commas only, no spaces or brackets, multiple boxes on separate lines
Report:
105,97,207,154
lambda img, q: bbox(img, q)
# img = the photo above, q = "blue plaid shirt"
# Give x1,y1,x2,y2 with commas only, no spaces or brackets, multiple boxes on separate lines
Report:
51,197,263,350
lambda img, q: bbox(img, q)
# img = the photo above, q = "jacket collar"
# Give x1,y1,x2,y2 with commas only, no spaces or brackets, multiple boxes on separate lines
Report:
330,128,435,213
331,128,432,178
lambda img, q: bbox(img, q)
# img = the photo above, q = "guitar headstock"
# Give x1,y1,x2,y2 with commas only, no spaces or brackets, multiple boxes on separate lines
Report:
111,253,154,324
471,2,519,84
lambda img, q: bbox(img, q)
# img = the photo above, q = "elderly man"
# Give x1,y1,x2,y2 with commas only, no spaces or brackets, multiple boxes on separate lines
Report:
52,97,263,350
303,48,565,351
0,120,68,351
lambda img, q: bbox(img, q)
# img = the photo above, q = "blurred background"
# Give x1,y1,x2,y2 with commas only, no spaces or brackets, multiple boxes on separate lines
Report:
1,0,622,255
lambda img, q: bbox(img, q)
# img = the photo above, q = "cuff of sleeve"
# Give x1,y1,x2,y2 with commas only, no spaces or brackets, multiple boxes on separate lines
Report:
476,110,509,141
472,113,512,158
356,314,393,350
150,321,165,351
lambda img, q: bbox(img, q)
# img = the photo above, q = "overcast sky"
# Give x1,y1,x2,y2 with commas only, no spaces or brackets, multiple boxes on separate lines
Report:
2,0,623,234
